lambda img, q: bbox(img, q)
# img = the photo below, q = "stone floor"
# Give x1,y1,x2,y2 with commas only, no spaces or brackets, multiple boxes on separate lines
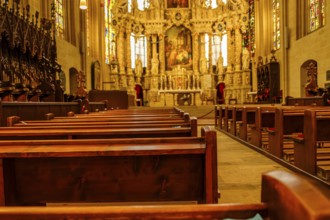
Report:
215,130,289,204
132,105,329,204
172,105,290,203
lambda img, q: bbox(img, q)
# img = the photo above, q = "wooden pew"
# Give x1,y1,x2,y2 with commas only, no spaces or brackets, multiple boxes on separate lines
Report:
0,100,108,126
0,170,329,220
285,94,330,106
214,105,226,130
267,107,305,161
238,106,257,142
0,127,218,206
293,109,330,181
250,106,276,149
267,106,328,162
223,106,233,132
229,106,243,137
0,126,198,140
7,113,196,130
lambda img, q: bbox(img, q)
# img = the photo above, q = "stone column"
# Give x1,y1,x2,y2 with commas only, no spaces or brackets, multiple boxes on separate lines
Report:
146,35,152,76
159,34,165,75
117,29,127,88
208,33,213,74
234,27,242,71
226,29,234,73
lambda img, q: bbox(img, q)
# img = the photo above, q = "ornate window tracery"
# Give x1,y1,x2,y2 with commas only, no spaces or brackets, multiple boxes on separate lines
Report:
131,35,147,68
211,35,228,67
105,0,116,64
272,0,280,50
309,0,325,32
54,0,64,38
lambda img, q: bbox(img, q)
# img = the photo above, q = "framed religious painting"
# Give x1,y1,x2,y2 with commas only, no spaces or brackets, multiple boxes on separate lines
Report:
164,25,192,70
167,0,189,8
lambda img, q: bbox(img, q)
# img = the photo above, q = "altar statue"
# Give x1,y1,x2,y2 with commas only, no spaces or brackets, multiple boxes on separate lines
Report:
135,55,143,77
151,54,159,75
200,57,208,74
216,52,224,75
242,47,250,70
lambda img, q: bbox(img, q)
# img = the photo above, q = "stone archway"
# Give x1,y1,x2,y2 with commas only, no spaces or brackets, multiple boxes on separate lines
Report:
69,67,79,96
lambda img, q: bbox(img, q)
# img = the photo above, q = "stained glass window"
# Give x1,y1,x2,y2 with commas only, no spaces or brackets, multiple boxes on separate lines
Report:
105,0,116,64
272,0,280,50
248,0,255,55
309,0,325,32
54,0,64,39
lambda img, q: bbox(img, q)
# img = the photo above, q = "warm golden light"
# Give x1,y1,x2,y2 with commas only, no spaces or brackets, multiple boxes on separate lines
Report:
80,0,87,10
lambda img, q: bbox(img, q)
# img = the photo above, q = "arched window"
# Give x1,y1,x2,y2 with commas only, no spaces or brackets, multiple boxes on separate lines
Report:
54,0,64,39
131,35,147,68
272,0,280,50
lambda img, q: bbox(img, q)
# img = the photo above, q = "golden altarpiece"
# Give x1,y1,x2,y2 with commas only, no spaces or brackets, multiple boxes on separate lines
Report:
108,0,252,106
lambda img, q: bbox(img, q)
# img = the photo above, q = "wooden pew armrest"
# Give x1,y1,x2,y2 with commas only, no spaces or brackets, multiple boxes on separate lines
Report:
266,128,275,135
292,136,305,143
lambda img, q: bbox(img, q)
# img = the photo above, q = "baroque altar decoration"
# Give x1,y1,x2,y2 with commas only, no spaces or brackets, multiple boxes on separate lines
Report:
0,1,62,102
109,0,252,106
165,26,192,71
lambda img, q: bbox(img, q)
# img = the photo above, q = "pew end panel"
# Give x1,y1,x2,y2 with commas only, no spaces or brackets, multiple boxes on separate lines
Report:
261,170,330,220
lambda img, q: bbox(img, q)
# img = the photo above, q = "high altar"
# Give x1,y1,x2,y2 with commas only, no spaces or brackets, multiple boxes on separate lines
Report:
108,0,252,106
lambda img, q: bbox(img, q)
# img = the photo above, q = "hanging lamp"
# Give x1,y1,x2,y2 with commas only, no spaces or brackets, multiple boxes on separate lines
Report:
80,0,87,10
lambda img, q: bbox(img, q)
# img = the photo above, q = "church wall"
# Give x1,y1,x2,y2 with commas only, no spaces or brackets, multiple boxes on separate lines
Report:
286,1,330,97
56,38,83,95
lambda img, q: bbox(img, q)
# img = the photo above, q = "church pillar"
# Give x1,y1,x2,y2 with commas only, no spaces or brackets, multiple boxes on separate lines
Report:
146,35,152,76
208,33,213,74
192,32,199,76
117,29,127,88
159,34,165,75
126,30,135,96
226,30,234,72
192,32,200,90
234,26,242,71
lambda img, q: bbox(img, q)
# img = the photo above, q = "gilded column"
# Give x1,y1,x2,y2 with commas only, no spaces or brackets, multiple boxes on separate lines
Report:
159,34,165,75
226,29,233,73
126,30,135,95
208,33,213,74
117,28,125,75
234,28,242,71
146,35,152,76
126,31,132,76
117,29,127,88
192,32,199,75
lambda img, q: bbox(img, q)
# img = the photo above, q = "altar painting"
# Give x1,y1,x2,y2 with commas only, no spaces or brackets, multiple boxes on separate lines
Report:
167,0,189,8
165,25,192,70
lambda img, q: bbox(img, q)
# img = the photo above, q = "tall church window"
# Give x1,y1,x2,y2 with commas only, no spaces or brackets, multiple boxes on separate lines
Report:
272,0,280,50
54,0,64,38
105,0,115,64
131,35,147,68
205,34,228,68
309,0,325,32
